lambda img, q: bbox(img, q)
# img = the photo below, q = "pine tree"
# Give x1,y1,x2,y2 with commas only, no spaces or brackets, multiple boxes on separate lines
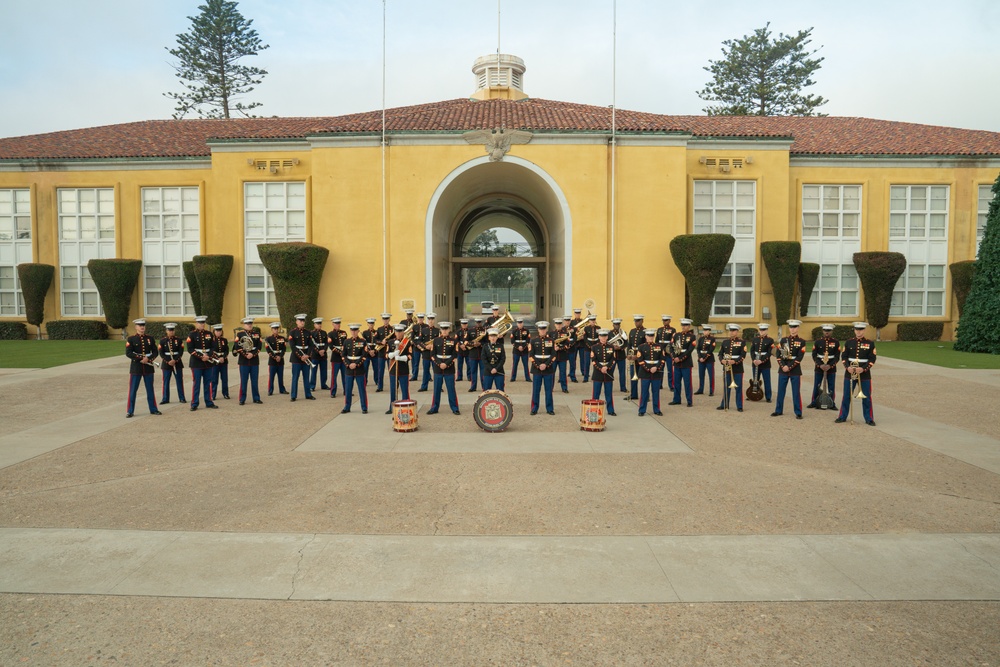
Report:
698,23,827,116
955,172,1000,353
165,0,269,119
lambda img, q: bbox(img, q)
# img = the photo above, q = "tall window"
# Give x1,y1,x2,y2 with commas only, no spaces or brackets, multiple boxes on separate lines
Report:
806,264,859,317
58,188,115,316
0,189,32,316
978,185,992,255
695,180,757,317
889,185,948,239
802,185,861,238
887,185,949,318
142,187,200,317
244,182,306,317
890,264,945,317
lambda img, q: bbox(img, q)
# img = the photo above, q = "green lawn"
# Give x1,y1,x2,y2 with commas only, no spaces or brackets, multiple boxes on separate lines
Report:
875,341,1000,369
0,340,124,369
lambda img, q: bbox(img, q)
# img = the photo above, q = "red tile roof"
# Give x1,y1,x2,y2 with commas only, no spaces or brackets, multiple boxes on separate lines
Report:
2,98,999,160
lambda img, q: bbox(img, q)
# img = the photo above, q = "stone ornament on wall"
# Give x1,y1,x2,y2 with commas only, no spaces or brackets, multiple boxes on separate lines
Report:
463,127,532,161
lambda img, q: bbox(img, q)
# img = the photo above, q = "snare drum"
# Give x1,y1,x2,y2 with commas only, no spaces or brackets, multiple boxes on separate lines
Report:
580,399,606,432
392,399,418,432
473,389,514,433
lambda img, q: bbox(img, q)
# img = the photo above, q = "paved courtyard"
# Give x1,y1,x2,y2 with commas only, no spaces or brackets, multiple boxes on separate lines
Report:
0,354,998,665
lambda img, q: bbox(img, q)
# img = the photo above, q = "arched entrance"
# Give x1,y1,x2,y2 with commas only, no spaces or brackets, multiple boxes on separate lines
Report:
425,156,571,324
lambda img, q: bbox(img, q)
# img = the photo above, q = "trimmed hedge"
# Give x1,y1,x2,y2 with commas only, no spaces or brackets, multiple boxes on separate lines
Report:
46,320,108,340
88,259,142,331
669,234,735,328
853,252,907,330
949,261,976,317
956,172,1000,353
761,241,801,326
17,263,55,335
182,261,203,316
798,263,820,318
257,242,330,332
741,327,759,341
0,321,28,340
897,322,944,341
145,321,194,340
810,324,855,341
192,255,233,325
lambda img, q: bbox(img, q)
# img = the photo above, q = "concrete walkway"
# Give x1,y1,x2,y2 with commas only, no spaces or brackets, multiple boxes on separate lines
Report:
1,528,997,603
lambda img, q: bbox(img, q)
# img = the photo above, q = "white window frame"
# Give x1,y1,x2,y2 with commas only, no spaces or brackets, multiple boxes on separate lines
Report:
694,180,757,318
244,181,306,317
713,262,754,318
0,188,32,316
141,187,200,317
890,264,946,317
889,185,949,240
807,264,859,317
58,188,116,317
977,185,992,256
802,184,861,238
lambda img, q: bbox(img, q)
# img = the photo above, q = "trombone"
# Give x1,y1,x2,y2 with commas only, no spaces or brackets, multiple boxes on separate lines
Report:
848,359,867,424
722,353,737,410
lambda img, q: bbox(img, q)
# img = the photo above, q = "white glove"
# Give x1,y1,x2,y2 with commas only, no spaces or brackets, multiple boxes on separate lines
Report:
388,352,397,359
397,354,408,362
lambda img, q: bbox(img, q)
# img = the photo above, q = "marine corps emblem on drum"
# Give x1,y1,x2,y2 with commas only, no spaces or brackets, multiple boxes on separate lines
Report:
473,389,514,433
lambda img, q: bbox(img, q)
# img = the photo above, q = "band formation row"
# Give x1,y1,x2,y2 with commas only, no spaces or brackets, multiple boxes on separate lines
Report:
123,307,877,425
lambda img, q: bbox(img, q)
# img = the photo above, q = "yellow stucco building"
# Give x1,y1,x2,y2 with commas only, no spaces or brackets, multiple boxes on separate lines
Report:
1,54,998,337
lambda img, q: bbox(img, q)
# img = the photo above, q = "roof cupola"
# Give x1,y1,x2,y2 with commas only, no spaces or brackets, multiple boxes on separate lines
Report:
471,54,528,101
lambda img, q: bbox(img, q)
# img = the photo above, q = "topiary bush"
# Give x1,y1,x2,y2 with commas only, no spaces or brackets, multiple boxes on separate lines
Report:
257,242,330,332
145,321,194,340
88,259,142,335
949,261,976,317
810,324,854,341
853,252,907,333
0,322,28,340
45,320,108,340
182,261,203,316
192,255,233,325
761,241,801,326
669,234,735,328
896,322,944,341
798,263,820,317
956,172,1000,353
17,262,55,339
741,327,759,341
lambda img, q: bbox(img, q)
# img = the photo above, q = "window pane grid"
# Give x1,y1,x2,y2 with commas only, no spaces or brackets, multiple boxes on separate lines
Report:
801,184,861,238
693,180,756,237
59,188,114,317
888,185,950,240
142,187,199,317
244,182,306,317
890,263,946,317
712,263,754,317
978,185,991,255
806,264,859,317
0,188,31,316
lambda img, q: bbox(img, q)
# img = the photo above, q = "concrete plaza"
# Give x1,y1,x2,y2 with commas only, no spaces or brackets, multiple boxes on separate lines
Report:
0,354,998,665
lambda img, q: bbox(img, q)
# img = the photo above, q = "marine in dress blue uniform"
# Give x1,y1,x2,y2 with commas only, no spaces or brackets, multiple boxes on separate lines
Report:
529,321,556,415
636,329,664,416
749,323,774,402
418,314,441,392
185,315,217,410
384,324,411,413
610,319,627,392
694,324,716,396
579,315,598,382
373,313,393,391
656,315,677,391
568,308,584,382
627,315,646,400
807,324,840,408
233,317,263,405
455,319,470,381
466,317,485,391
510,318,532,382
287,314,315,401
481,328,507,391
669,319,697,407
125,319,161,418
158,323,185,404
309,317,329,391
771,320,807,419
590,329,617,416
361,318,378,385
209,324,230,400
328,318,347,397
264,322,288,395
409,313,425,382
717,323,747,412
553,318,571,393
427,322,460,415
835,322,877,426
342,324,369,413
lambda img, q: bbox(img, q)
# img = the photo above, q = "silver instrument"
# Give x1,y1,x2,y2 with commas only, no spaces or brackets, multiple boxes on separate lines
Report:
295,345,317,368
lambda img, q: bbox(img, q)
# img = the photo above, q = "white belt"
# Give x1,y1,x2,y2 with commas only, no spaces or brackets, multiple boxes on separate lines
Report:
437,355,453,360
534,355,551,360
849,358,868,364
346,356,363,361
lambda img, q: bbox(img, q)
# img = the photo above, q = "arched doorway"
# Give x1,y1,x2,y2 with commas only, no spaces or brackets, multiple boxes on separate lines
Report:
424,156,571,324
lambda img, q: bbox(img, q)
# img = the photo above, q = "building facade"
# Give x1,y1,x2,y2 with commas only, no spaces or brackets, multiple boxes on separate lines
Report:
1,56,998,336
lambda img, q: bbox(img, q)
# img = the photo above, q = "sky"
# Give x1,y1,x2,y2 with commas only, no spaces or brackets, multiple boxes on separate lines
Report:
1,0,998,138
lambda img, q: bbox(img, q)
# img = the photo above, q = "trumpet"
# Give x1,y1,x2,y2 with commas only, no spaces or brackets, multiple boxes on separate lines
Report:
295,345,317,369
376,323,410,352
144,353,161,369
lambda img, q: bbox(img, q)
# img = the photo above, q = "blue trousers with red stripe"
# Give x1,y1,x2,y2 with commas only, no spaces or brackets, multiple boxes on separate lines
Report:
774,374,802,416
127,374,157,415
577,347,590,381
430,373,459,412
161,364,185,402
344,374,367,411
190,367,215,408
268,364,286,394
290,363,312,400
239,365,260,403
592,380,615,414
531,373,555,413
838,375,874,423
639,378,662,415
697,360,715,394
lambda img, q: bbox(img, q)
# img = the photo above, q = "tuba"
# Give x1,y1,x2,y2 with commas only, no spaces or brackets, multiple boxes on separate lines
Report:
608,330,627,349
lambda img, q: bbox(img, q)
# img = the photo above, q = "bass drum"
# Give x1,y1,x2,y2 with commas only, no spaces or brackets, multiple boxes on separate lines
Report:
473,390,514,433
392,399,419,432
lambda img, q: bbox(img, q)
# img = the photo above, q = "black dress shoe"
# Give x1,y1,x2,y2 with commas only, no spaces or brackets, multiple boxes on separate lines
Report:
716,405,725,410
638,412,645,417
125,413,133,418
654,411,663,416
160,400,170,405
737,408,743,412
570,378,578,383
362,410,368,414
796,415,803,419
834,418,846,423
866,420,877,426
385,409,392,415
280,390,289,395
341,409,351,414
427,409,438,414
321,385,330,390
190,406,197,411
239,401,245,405
253,400,263,404
668,401,680,406
152,411,163,415
765,399,772,403
806,403,817,409
561,389,569,394
687,404,692,408
547,411,556,415
453,410,461,415
693,391,703,395
709,393,714,397
609,412,617,416
418,388,427,393
376,388,383,393
305,396,316,400
207,404,218,409
290,398,296,402
467,388,476,392
268,392,273,396
530,411,537,415
223,395,230,400
770,412,781,417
